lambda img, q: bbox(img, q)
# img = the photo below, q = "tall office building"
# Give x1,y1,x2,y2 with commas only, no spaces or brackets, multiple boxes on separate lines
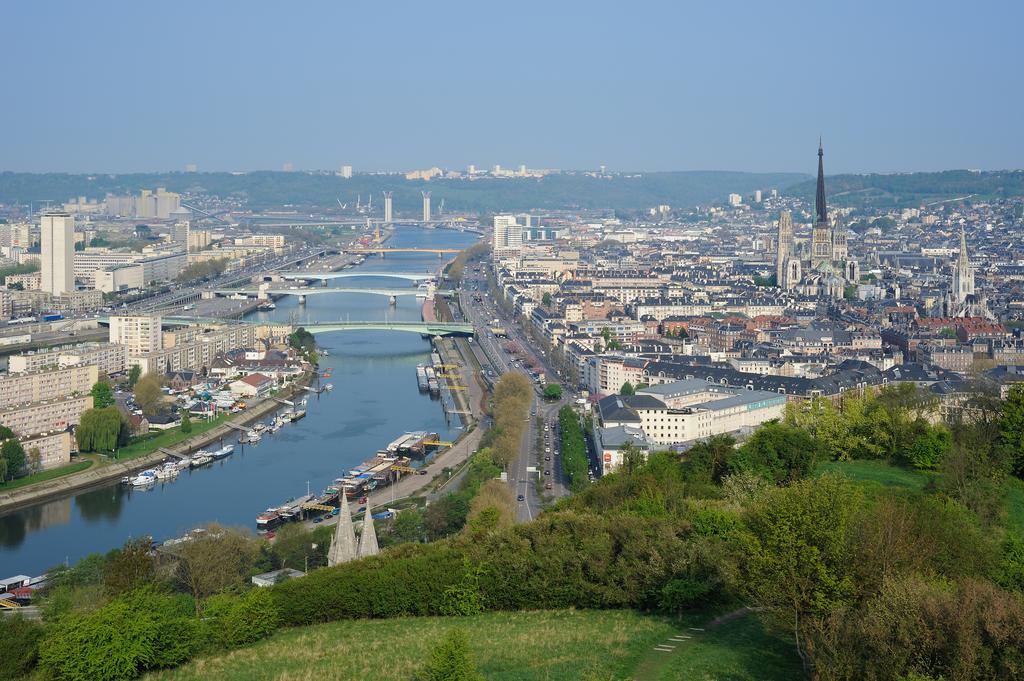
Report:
383,192,393,223
169,207,191,249
421,191,431,222
40,212,75,295
339,165,353,179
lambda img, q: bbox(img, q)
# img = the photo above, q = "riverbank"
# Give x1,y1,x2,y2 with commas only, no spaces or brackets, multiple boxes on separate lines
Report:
0,372,314,515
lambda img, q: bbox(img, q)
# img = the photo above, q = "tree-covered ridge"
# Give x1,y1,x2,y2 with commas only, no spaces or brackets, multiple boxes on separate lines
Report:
0,170,808,212
786,169,1024,209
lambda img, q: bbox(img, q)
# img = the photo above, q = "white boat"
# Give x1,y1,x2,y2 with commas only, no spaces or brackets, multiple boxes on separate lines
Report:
299,398,308,407
190,452,213,467
175,458,192,470
323,383,333,392
211,444,234,459
130,470,157,486
155,463,179,480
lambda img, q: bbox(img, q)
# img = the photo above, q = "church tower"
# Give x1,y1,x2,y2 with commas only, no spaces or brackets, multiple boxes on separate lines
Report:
952,223,974,304
810,140,833,268
776,210,794,287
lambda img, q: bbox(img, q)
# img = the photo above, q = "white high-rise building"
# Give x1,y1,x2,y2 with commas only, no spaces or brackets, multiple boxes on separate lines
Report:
383,192,393,224
40,212,75,295
493,215,522,251
339,165,353,179
728,193,742,207
421,191,431,222
109,315,162,353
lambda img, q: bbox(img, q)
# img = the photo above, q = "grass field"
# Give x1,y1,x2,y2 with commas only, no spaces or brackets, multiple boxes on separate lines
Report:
650,613,803,681
817,459,1024,535
117,414,231,461
0,460,93,491
815,459,930,492
148,610,680,681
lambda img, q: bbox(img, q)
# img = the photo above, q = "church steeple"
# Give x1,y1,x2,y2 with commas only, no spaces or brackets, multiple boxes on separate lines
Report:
815,138,828,225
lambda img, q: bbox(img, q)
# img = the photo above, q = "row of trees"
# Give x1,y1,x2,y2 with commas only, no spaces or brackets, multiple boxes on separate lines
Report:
487,372,533,467
558,407,589,491
175,258,228,283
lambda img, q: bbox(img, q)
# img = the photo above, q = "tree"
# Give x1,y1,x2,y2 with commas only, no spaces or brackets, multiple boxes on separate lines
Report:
740,475,861,670
542,292,553,308
27,447,42,474
542,383,562,401
134,373,165,417
733,420,822,484
180,411,192,434
127,365,142,389
172,524,259,616
90,381,114,409
103,538,156,596
1,439,26,481
76,408,128,453
908,424,952,470
619,381,635,396
1002,384,1024,477
415,628,484,681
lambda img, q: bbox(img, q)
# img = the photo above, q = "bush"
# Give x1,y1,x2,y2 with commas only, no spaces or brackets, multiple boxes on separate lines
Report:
0,615,44,680
39,589,202,681
205,588,280,648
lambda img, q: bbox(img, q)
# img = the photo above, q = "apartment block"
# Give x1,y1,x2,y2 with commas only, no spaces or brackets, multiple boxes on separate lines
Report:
0,395,92,439
0,365,98,410
110,315,162,353
9,342,127,376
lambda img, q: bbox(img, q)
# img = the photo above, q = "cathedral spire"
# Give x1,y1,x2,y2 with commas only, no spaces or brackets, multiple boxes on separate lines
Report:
815,139,828,225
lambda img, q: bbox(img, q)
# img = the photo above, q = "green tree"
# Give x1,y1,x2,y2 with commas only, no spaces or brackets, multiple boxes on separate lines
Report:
619,381,635,396
740,475,861,670
542,291,553,307
134,373,165,417
733,420,822,484
542,383,562,400
908,425,952,470
0,614,44,680
102,538,156,596
415,628,484,681
1001,384,1024,477
172,524,259,616
127,365,142,388
180,411,192,434
90,381,115,409
1,439,26,481
76,407,128,453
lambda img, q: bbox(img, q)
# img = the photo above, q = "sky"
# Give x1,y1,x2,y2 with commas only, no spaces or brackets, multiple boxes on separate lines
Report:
2,0,1021,174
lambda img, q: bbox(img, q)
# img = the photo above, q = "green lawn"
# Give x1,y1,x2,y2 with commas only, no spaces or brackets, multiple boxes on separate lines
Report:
1004,477,1024,536
116,414,232,460
147,610,677,681
815,459,931,492
652,613,803,681
0,460,93,491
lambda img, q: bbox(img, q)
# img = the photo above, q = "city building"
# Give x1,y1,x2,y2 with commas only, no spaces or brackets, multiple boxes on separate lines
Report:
0,364,98,411
109,315,163,353
40,213,75,295
9,342,127,376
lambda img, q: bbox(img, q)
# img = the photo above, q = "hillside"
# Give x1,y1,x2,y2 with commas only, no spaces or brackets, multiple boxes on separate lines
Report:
146,609,799,681
785,169,1024,209
0,170,808,213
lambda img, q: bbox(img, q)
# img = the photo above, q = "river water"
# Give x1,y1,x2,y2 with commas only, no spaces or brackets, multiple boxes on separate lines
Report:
0,226,478,575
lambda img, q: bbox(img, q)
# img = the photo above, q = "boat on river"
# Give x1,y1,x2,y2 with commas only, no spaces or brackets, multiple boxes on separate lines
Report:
190,452,213,467
211,444,234,459
129,470,157,487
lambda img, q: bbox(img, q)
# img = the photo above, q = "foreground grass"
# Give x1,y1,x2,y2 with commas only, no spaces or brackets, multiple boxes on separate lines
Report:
148,610,677,681
117,414,231,460
0,460,93,491
654,613,803,681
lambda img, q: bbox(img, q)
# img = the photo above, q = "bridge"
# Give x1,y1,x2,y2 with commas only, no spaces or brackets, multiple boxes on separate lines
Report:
97,316,474,337
343,247,461,255
213,287,439,303
300,321,474,337
279,271,435,283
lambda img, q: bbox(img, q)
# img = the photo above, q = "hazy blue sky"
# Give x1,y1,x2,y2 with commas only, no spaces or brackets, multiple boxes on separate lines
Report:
2,0,1021,174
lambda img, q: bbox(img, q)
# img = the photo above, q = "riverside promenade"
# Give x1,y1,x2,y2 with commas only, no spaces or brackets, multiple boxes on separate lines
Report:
0,374,313,514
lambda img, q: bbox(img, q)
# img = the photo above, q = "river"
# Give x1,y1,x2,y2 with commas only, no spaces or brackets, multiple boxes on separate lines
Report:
0,226,479,575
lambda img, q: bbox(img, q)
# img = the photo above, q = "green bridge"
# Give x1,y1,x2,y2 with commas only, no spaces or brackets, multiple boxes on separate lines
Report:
300,321,474,337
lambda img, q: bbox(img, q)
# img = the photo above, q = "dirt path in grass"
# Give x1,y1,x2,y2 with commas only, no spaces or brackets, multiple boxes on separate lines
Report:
629,607,755,681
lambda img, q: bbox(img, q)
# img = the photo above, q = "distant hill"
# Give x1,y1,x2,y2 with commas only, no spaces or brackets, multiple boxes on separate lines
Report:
785,169,1024,210
0,170,809,214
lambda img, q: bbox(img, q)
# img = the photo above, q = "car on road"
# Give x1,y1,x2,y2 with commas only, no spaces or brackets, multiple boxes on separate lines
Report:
517,494,525,501
545,482,553,490
544,469,550,476
544,455,550,461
